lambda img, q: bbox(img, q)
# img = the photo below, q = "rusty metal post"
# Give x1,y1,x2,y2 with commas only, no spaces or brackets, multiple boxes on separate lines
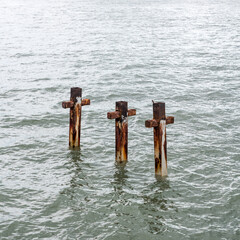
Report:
115,101,128,162
107,101,136,163
62,87,90,148
145,102,174,176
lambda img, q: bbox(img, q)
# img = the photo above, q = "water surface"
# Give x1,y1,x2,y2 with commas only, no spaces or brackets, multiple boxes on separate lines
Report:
0,0,240,239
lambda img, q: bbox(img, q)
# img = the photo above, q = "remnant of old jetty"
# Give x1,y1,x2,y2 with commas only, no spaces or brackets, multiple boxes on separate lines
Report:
62,87,90,148
107,101,136,162
145,102,174,176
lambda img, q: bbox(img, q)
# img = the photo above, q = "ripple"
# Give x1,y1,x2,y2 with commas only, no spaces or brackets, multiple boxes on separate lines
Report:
1,0,240,239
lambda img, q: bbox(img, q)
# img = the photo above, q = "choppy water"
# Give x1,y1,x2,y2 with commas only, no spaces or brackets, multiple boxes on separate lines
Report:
0,0,240,239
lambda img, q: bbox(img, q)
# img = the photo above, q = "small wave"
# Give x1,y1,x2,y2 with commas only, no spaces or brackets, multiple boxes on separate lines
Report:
121,63,145,70
32,78,51,82
11,53,35,58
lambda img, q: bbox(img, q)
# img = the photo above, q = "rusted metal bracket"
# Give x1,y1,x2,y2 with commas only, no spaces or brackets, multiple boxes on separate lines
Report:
145,102,174,176
62,87,90,148
107,101,136,163
145,116,174,128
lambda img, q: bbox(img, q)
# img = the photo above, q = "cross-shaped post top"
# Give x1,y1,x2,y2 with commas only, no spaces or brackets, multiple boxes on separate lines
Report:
145,102,174,128
107,101,136,119
62,87,90,109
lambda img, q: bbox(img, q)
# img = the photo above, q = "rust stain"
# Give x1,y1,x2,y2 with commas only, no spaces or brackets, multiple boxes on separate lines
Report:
115,116,128,162
166,116,174,125
160,120,167,176
62,101,74,109
127,109,136,117
69,102,81,148
107,111,121,119
121,120,128,161
63,87,90,149
164,129,167,164
115,101,128,162
155,157,161,175
108,101,135,162
153,102,165,120
154,124,161,174
145,101,173,176
115,119,121,161
81,98,90,106
145,119,158,128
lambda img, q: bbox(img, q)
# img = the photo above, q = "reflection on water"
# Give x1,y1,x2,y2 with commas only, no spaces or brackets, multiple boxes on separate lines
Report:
113,162,128,186
142,179,170,210
68,150,84,189
155,174,168,182
140,178,176,235
60,150,86,206
112,162,129,198
68,148,82,161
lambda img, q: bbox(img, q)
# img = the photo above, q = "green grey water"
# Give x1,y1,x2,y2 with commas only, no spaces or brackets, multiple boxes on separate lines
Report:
0,0,239,239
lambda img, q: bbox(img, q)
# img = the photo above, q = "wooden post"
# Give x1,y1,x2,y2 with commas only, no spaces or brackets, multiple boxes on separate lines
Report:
62,87,90,148
145,102,174,176
107,101,136,162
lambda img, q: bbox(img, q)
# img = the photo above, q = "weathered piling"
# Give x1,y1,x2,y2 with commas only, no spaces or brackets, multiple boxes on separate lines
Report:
145,102,174,176
62,87,90,148
107,101,136,162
